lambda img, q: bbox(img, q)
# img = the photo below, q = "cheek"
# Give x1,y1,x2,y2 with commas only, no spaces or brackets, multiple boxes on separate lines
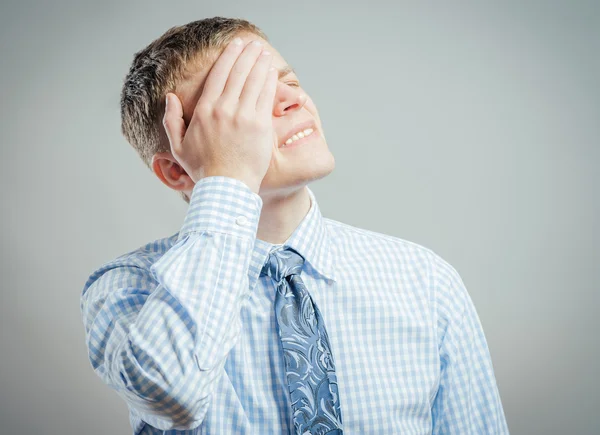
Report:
304,96,321,123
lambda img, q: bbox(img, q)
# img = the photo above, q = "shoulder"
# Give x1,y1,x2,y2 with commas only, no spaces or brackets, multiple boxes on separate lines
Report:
324,217,442,267
324,217,467,312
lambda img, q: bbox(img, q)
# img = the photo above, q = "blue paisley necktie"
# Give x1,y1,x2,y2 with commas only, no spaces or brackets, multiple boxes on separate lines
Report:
260,246,344,435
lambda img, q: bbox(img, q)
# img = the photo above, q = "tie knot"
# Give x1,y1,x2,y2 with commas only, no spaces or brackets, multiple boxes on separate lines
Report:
260,246,305,284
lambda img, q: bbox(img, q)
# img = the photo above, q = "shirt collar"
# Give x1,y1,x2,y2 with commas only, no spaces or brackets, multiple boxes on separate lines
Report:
248,185,338,291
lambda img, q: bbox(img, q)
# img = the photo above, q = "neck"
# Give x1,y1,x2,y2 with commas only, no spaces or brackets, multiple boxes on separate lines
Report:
256,186,311,245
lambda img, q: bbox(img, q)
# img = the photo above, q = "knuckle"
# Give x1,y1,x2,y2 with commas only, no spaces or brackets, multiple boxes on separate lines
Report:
253,116,270,131
213,102,234,120
192,101,210,120
233,110,254,127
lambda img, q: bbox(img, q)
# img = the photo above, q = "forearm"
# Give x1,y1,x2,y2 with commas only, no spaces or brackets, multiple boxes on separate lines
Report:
81,176,263,430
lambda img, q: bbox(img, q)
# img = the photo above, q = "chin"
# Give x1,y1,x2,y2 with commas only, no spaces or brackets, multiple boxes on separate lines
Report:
260,152,335,196
311,152,336,181
296,148,335,183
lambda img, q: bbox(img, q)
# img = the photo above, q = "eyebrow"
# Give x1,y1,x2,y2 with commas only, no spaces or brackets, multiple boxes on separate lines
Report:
278,65,296,79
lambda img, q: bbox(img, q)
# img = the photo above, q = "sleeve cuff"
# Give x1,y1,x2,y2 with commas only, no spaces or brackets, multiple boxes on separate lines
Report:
177,176,263,242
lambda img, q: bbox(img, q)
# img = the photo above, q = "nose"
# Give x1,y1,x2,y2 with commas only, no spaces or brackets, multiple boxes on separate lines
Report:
273,84,307,116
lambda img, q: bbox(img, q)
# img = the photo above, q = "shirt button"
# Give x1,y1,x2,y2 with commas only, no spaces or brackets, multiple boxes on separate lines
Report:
236,215,248,226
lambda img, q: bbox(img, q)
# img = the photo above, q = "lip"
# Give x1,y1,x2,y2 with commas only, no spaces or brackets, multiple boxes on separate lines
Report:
278,120,318,148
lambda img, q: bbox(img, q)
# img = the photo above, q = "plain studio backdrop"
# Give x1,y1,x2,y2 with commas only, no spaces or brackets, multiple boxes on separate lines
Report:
1,1,598,434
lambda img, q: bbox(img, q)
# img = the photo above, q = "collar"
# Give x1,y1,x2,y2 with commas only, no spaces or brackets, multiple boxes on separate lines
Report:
247,185,338,292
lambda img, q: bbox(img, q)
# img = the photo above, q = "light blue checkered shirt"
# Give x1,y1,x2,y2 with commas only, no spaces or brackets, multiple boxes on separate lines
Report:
80,176,509,434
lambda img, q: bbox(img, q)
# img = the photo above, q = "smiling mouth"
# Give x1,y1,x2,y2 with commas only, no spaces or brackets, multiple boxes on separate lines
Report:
279,127,319,149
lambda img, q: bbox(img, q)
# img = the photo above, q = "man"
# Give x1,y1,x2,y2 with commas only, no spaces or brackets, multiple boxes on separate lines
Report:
80,16,509,434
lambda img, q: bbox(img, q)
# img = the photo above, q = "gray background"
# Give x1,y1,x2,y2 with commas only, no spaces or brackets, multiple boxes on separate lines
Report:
1,0,598,434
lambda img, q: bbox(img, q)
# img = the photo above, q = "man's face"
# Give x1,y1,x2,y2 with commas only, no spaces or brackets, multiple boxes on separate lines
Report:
174,33,335,197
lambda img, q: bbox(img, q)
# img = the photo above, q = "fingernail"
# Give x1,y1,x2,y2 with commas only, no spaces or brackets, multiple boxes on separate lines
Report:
233,37,242,45
165,94,169,107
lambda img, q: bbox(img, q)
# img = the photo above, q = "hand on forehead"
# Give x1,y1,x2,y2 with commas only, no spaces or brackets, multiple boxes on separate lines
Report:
177,36,290,126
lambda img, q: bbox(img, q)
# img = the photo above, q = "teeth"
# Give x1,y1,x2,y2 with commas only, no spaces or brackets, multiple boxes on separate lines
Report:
282,128,314,147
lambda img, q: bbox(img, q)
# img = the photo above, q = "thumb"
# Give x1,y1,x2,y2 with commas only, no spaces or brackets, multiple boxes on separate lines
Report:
162,93,186,152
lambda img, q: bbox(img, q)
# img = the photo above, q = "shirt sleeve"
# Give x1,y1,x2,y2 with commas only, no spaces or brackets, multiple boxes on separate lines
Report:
80,176,262,431
430,254,510,434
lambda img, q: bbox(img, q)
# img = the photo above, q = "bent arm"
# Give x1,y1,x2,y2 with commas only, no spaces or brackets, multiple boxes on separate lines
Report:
80,176,262,431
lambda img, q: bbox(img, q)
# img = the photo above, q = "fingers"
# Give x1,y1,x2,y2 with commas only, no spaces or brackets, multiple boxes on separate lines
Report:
256,66,278,115
162,93,186,151
198,37,246,104
220,40,265,103
238,48,273,113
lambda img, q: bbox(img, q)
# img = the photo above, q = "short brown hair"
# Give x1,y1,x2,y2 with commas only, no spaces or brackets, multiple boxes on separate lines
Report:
120,17,269,204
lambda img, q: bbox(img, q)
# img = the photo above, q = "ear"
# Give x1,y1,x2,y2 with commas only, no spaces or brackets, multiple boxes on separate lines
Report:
151,152,195,192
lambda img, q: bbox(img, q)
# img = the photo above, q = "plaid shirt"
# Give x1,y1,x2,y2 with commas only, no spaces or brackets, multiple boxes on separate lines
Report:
80,176,509,434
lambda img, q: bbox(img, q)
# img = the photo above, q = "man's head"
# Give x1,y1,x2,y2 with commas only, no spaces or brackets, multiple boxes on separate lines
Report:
121,17,335,204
